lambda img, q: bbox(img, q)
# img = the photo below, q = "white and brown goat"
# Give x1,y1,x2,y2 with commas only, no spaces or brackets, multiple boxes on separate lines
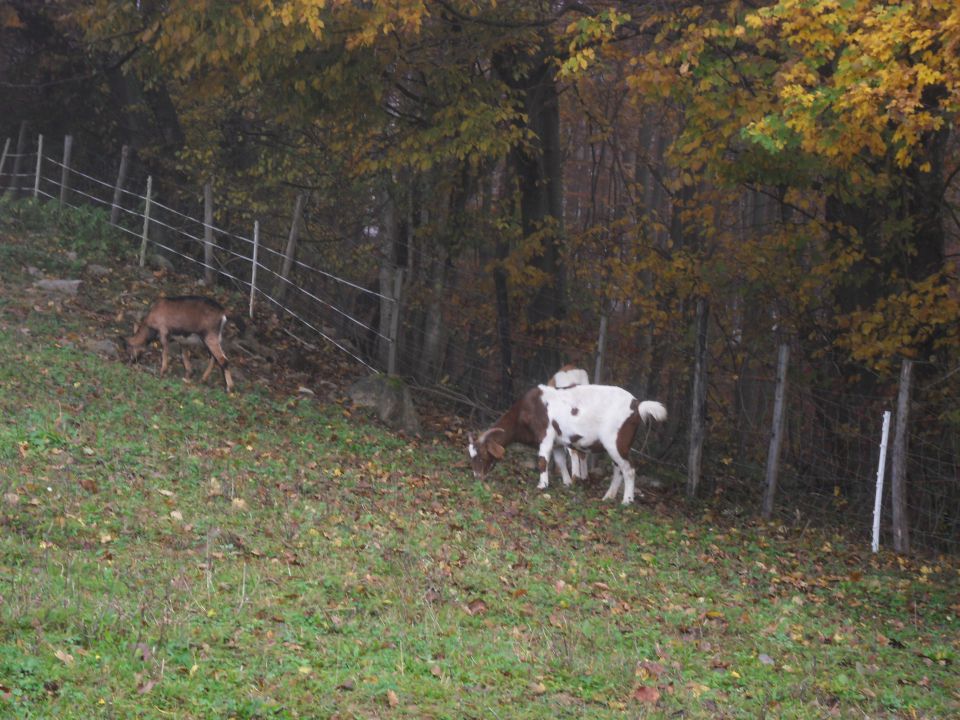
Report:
468,384,666,504
546,364,591,484
121,296,235,392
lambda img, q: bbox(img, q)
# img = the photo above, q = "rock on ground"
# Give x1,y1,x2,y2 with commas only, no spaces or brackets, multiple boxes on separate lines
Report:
348,374,421,435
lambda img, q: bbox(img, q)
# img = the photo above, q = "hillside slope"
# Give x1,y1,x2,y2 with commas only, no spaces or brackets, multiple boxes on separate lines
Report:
0,207,957,719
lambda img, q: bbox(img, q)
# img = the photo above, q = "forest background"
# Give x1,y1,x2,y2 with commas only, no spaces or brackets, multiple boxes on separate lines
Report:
1,0,958,553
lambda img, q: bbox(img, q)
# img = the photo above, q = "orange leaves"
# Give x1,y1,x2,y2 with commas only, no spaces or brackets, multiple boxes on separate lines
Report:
835,270,960,372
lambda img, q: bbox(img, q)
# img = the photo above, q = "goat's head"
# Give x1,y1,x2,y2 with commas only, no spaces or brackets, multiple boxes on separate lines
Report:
467,428,506,479
117,333,143,363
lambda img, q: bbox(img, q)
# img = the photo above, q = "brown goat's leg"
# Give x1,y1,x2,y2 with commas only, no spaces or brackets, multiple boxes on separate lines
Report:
181,348,193,376
200,356,215,383
159,332,171,376
203,333,234,392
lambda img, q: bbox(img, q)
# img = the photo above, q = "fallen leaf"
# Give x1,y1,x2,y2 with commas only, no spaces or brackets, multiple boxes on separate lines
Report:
465,599,488,616
54,649,74,666
137,678,157,695
632,685,660,703
170,510,183,521
528,681,547,696
637,660,667,679
386,689,399,707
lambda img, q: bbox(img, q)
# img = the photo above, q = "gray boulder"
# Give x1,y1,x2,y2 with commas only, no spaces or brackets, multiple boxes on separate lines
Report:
33,279,81,295
348,374,421,435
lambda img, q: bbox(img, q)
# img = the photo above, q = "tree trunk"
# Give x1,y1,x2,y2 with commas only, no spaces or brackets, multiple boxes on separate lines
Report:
494,31,565,380
891,359,912,554
417,250,449,383
687,297,709,499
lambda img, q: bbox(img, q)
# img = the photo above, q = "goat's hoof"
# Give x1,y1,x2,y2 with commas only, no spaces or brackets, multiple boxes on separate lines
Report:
621,497,634,505
537,482,548,490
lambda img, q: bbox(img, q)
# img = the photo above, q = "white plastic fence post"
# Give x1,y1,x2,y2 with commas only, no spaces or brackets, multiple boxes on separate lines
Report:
139,176,153,267
33,134,43,199
872,410,892,553
249,220,260,319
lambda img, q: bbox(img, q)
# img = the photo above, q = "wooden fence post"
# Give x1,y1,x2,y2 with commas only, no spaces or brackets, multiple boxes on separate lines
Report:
0,138,10,193
593,313,608,384
687,297,709,499
761,343,790,519
891,358,912,554
138,176,153,267
387,268,404,375
249,220,260,319
7,121,27,198
277,193,305,303
110,145,130,226
59,135,73,209
203,182,215,286
32,134,43,199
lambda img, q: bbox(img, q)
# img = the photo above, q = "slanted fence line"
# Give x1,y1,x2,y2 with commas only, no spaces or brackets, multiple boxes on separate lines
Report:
22,136,387,372
3,130,958,556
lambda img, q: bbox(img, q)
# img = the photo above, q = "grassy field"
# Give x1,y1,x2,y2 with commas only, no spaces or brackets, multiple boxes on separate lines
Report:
0,202,958,718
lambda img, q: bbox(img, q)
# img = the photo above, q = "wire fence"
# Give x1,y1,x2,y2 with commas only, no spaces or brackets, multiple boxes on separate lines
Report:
1,132,957,557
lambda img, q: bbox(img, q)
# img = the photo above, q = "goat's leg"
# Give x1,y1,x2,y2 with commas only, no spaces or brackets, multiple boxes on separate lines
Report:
536,431,557,490
570,449,588,481
159,331,171,377
602,465,623,501
618,462,637,504
601,442,637,504
552,446,573,486
203,333,234,392
181,347,193,376
200,356,216,384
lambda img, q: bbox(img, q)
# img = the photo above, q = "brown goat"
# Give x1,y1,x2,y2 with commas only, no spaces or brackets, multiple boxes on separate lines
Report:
121,296,235,392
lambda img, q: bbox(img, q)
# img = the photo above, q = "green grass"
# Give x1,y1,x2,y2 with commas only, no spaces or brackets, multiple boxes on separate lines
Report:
0,209,958,718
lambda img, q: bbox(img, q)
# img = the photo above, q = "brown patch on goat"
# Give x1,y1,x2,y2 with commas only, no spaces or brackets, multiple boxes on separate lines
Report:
571,407,579,416
569,433,582,444
516,387,549,446
552,419,562,436
616,414,641,458
537,456,548,472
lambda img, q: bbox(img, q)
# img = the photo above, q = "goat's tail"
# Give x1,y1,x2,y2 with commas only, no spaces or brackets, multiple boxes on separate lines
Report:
637,400,667,423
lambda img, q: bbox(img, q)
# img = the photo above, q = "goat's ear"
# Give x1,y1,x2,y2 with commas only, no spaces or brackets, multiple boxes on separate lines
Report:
489,441,505,460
